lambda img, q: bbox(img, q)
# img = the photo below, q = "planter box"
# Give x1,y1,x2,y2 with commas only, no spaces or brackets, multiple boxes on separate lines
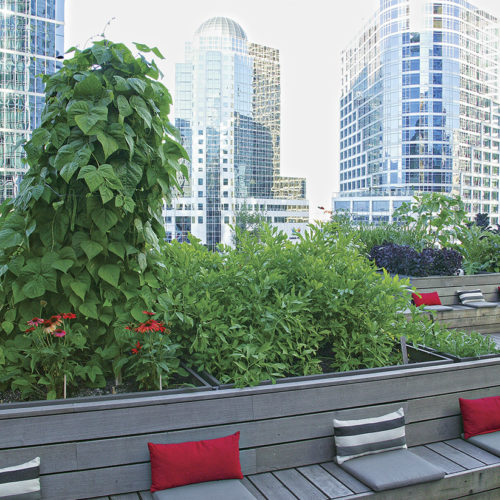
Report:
199,344,451,390
2,358,500,499
0,364,212,409
417,344,500,363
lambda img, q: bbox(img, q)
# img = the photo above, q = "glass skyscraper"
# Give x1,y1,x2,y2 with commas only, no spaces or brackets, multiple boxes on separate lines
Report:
333,0,500,225
0,0,64,201
167,17,308,247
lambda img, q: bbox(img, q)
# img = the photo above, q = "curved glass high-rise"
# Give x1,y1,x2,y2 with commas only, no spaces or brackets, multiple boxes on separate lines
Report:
333,0,500,225
168,17,308,247
0,0,64,200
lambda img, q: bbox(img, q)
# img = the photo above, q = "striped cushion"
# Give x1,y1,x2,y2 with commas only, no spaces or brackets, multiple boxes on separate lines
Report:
333,408,407,464
0,457,40,499
457,289,485,304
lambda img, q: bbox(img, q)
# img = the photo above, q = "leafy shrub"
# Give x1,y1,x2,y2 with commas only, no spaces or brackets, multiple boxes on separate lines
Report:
355,222,429,254
456,225,500,274
393,192,467,248
326,214,427,255
0,40,186,397
400,307,498,358
154,223,416,385
370,243,463,277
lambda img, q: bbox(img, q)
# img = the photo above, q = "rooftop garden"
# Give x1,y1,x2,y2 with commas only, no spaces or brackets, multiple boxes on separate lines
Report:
0,41,498,402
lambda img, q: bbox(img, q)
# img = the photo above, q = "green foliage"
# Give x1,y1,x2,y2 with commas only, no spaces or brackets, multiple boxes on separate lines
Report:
232,203,268,247
20,314,88,399
120,312,184,391
455,225,500,274
327,213,430,255
155,224,416,385
0,40,187,395
400,306,498,358
393,192,467,248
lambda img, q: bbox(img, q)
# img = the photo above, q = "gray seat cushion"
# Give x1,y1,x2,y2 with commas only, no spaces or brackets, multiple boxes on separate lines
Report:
467,431,500,455
152,479,256,500
340,449,445,491
462,301,499,309
424,304,454,311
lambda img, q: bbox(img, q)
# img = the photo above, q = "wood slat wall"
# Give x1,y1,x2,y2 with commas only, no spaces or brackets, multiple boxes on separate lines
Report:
1,359,500,499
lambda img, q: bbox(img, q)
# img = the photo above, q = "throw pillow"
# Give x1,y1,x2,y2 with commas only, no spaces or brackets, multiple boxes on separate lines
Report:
457,289,486,304
0,457,40,499
148,431,243,492
412,291,442,307
460,396,500,439
333,408,407,464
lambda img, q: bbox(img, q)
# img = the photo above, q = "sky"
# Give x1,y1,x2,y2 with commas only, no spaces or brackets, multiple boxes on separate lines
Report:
65,0,500,222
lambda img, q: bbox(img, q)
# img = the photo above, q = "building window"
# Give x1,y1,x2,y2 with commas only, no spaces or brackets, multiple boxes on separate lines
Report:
198,178,203,185
198,216,203,223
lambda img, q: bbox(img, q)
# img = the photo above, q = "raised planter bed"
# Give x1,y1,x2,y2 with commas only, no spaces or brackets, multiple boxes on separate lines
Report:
0,364,212,407
2,358,500,499
199,344,451,390
417,344,500,363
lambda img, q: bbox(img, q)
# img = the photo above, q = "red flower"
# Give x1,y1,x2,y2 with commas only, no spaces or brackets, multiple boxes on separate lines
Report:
43,316,62,333
25,326,36,333
142,311,155,316
135,319,166,333
131,341,142,354
62,313,76,319
52,329,66,337
27,317,44,326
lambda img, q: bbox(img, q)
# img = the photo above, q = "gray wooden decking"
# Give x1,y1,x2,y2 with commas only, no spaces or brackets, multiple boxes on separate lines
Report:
88,438,500,500
5,359,500,499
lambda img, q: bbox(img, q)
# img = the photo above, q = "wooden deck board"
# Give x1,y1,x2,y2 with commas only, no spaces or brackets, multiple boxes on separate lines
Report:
426,441,485,469
445,438,500,465
273,469,327,499
408,445,466,473
242,477,267,500
319,461,370,494
297,464,353,498
109,494,141,500
248,472,298,500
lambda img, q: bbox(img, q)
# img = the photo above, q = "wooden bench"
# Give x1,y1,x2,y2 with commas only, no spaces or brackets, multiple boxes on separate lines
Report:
406,273,500,335
2,359,500,499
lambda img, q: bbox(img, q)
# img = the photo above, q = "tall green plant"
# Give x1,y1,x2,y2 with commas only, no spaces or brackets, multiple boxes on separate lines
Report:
0,40,188,351
393,192,467,247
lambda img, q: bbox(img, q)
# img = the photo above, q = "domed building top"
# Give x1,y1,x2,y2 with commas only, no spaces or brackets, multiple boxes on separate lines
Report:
195,17,247,40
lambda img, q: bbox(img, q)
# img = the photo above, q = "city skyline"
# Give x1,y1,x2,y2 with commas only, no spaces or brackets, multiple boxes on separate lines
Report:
63,0,500,221
334,0,500,225
166,16,308,247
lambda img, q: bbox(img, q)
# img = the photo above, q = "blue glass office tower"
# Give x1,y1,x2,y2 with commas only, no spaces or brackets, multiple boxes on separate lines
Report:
0,0,64,200
168,17,308,247
333,0,500,225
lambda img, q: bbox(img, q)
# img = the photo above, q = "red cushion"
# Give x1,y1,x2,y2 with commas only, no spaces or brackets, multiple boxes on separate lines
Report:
412,291,442,307
459,396,500,439
148,432,243,492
